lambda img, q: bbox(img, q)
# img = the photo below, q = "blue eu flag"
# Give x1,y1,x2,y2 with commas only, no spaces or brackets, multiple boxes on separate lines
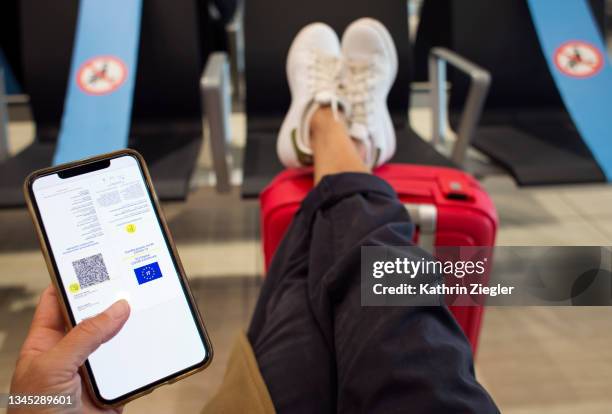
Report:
134,262,163,285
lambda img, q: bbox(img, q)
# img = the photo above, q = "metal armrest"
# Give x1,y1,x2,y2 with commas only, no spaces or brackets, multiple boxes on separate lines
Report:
225,0,244,100
0,68,9,162
201,52,232,193
428,47,491,165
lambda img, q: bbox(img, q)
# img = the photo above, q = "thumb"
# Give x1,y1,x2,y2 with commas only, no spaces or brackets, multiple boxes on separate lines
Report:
47,300,130,372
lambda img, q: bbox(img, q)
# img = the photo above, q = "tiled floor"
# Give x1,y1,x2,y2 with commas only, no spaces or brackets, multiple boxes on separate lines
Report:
1,105,612,413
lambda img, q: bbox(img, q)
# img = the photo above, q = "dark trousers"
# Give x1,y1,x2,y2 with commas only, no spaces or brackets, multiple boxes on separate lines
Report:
248,173,499,414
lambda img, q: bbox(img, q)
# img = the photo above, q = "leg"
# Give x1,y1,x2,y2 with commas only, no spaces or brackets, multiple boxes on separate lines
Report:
300,117,498,412
310,107,369,183
252,104,497,412
251,19,497,413
247,197,336,414
246,110,340,414
303,178,499,413
247,107,366,413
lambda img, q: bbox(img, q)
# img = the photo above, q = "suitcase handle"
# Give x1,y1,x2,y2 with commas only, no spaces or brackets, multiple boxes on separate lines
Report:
404,203,437,253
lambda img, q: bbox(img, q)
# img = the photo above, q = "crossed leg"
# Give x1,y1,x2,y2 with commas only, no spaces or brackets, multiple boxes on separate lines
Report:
248,108,499,413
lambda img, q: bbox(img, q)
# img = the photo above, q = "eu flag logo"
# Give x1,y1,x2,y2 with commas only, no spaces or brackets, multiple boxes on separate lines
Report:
134,262,163,285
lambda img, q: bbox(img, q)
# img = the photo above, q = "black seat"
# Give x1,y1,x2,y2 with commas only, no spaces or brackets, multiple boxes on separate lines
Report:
241,0,454,198
0,0,209,207
415,0,606,185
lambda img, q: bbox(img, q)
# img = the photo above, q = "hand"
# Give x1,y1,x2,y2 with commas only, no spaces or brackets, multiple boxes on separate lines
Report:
9,285,130,413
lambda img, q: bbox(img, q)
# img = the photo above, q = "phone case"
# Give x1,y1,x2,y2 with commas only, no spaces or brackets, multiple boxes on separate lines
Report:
23,149,213,408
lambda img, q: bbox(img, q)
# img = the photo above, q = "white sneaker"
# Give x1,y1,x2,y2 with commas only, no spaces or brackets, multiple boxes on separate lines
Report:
277,23,345,167
341,18,398,167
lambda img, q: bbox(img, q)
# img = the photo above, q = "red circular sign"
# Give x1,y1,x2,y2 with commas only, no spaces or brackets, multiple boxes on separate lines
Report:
554,41,604,78
76,55,127,95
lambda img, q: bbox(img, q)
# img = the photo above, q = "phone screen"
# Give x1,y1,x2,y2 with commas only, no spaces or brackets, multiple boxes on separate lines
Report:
30,154,209,402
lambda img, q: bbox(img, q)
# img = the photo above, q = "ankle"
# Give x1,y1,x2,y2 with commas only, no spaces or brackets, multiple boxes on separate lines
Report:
310,106,335,135
310,106,349,141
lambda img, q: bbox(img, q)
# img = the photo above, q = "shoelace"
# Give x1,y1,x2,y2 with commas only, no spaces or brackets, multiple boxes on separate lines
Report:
342,59,378,129
307,50,343,118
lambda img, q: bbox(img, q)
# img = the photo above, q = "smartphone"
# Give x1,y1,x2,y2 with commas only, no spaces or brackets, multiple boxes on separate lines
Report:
24,150,213,407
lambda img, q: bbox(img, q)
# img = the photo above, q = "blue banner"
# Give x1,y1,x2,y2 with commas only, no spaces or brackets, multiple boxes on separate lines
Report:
53,0,143,165
527,0,612,180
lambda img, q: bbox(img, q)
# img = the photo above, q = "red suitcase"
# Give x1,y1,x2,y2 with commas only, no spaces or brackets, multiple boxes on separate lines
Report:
259,164,498,355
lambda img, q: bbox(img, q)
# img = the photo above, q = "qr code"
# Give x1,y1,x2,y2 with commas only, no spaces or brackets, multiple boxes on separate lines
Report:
72,253,110,288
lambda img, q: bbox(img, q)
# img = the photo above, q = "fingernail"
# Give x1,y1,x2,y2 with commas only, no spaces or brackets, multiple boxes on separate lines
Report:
106,299,130,320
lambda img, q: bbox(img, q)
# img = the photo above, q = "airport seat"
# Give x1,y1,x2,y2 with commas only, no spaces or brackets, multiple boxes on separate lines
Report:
0,0,213,207
415,0,607,185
